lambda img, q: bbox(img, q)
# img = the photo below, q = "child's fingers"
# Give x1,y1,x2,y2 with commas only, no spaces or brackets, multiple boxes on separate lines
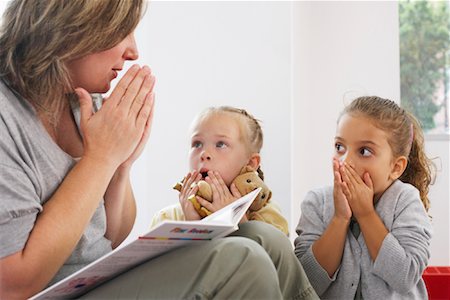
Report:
180,184,196,206
333,156,344,187
181,171,199,198
363,172,373,190
332,157,340,170
190,172,202,186
340,165,352,187
345,162,364,185
334,168,343,186
197,196,214,212
340,181,351,200
181,184,198,202
206,171,227,199
189,185,199,198
181,172,193,192
182,172,193,186
230,183,241,198
213,171,229,196
205,176,220,199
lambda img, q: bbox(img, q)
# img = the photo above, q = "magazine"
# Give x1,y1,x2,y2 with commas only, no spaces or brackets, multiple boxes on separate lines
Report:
30,188,261,299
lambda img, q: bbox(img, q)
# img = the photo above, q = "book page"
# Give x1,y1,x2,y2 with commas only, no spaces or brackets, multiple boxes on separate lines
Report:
144,221,233,240
201,187,261,225
30,238,201,299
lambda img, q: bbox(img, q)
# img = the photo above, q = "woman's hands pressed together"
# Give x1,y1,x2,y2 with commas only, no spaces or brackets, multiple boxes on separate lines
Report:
76,64,155,170
77,64,155,248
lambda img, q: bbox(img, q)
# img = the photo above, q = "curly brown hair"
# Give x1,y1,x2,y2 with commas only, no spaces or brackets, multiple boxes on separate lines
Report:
342,96,435,211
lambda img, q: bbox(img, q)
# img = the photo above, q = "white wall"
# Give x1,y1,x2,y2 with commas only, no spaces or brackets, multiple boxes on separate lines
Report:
292,1,401,234
127,1,293,244
0,1,7,18
426,136,450,264
1,0,448,265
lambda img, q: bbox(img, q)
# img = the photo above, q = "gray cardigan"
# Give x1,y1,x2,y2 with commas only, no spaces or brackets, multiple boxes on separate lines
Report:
295,180,432,299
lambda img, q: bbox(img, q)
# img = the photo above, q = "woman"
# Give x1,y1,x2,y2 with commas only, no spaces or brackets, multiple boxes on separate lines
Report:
0,1,317,299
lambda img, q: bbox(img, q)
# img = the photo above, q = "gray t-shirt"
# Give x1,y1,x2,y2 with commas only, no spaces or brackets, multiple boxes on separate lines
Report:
0,80,111,286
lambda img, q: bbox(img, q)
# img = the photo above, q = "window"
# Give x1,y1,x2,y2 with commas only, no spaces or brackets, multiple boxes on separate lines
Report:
399,1,450,134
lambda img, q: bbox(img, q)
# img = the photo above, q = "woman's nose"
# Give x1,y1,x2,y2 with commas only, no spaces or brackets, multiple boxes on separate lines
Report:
123,33,139,61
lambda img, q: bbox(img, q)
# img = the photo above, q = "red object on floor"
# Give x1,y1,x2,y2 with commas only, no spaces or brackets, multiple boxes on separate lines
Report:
423,266,450,300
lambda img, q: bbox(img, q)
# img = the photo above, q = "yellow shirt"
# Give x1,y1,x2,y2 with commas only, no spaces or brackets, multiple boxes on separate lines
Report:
150,201,289,235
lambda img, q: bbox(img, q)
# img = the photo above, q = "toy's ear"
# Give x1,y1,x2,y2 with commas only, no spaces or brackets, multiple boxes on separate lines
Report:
246,153,260,171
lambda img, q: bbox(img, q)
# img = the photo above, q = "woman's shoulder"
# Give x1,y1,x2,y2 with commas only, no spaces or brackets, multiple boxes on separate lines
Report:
0,80,13,111
0,79,36,120
0,79,18,105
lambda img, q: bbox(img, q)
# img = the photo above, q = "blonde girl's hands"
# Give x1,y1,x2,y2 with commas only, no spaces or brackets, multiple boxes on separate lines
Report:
340,162,375,220
332,157,352,221
196,171,242,213
76,65,154,169
179,171,202,221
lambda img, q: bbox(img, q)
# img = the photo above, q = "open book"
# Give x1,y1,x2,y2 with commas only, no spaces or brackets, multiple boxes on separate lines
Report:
30,188,261,300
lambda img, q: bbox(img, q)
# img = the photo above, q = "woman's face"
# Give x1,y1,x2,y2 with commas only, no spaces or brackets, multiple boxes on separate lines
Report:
67,33,138,93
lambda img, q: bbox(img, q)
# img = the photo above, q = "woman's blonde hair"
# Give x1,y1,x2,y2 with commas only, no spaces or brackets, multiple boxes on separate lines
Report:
193,106,266,180
341,96,435,211
0,0,145,123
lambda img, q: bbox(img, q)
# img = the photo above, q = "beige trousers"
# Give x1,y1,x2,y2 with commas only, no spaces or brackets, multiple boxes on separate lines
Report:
79,221,318,300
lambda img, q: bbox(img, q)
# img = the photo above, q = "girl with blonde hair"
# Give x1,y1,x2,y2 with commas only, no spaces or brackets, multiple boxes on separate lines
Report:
152,106,289,234
152,105,317,299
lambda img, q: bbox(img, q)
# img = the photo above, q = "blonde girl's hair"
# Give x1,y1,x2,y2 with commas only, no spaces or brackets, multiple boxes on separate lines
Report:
341,96,435,211
0,0,145,123
193,106,266,180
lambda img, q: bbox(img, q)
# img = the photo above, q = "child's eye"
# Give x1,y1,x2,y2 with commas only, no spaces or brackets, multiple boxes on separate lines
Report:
216,141,227,148
359,148,372,157
192,141,202,148
335,143,346,154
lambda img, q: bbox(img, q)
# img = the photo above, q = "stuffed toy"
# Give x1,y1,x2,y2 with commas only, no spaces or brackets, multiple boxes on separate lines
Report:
173,166,272,218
